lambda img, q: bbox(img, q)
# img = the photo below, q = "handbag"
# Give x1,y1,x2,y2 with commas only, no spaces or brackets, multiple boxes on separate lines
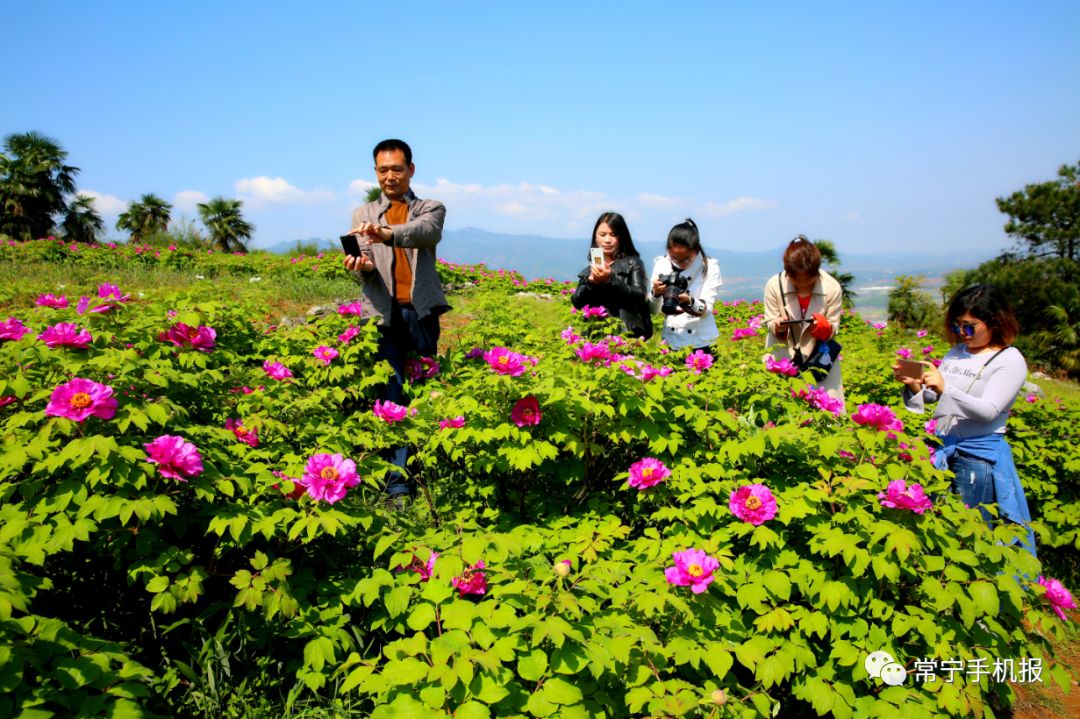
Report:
793,338,842,381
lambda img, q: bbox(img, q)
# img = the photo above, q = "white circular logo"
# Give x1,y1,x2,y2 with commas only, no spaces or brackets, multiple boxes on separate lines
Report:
864,651,895,679
880,662,908,686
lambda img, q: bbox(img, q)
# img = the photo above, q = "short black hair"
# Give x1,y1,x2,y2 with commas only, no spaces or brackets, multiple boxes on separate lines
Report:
589,212,639,260
944,284,1020,347
667,218,709,268
372,139,413,165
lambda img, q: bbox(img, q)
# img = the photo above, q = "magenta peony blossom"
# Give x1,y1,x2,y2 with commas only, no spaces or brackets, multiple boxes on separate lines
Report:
732,327,756,341
272,470,306,500
560,326,583,345
406,356,440,381
313,345,338,365
794,387,845,417
922,345,934,355
484,347,533,376
0,395,17,408
925,418,938,435
580,305,608,319
765,355,799,376
373,399,409,423
1025,394,1038,403
576,341,611,364
872,322,887,330
628,457,670,490
1038,576,1077,621
144,435,204,481
162,322,217,351
225,418,259,447
0,317,31,342
852,403,904,433
896,348,913,360
464,346,484,360
877,479,933,514
97,283,130,302
338,325,361,344
664,549,719,594
439,416,465,430
511,396,541,427
452,561,487,596
301,453,359,503
685,350,713,374
916,329,929,338
263,360,293,380
398,552,439,581
730,484,778,525
338,302,364,317
35,293,69,308
37,322,93,349
45,378,118,422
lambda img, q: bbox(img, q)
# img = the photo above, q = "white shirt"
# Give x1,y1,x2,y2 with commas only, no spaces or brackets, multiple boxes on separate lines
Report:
647,253,722,349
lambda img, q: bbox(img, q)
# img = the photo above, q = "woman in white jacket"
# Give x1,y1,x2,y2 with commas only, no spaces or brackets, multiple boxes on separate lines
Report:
648,218,722,352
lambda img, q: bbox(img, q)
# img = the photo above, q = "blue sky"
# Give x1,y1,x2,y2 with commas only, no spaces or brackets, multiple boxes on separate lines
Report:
3,2,1078,257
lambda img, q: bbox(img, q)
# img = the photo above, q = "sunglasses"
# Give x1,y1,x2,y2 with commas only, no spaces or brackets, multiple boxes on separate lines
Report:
950,321,982,338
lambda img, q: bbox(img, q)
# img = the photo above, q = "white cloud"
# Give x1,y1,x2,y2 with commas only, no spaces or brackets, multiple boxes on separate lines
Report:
347,178,379,196
700,197,779,218
234,176,335,206
80,190,126,215
413,178,612,224
173,190,209,212
635,192,685,208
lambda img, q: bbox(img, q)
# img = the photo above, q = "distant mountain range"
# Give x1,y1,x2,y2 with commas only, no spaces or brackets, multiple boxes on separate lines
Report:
266,228,988,311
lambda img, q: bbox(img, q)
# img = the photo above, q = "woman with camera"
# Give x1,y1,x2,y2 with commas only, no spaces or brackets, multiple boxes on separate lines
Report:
763,236,845,403
648,218,722,351
571,212,653,339
892,284,1036,556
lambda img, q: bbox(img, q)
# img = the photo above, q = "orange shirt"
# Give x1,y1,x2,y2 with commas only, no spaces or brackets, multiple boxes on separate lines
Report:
385,201,412,304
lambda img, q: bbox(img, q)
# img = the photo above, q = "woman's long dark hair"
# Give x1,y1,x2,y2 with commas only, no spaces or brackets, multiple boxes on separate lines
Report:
589,212,639,260
944,284,1020,347
667,217,708,270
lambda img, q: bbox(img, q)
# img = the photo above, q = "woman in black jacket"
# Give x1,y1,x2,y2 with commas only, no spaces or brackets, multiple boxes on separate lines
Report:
571,212,652,339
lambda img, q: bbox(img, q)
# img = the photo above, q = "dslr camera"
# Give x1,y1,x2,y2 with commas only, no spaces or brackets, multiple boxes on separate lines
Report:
658,271,690,315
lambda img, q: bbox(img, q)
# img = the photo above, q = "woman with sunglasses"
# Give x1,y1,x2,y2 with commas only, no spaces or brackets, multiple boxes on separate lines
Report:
892,284,1036,556
648,218,722,352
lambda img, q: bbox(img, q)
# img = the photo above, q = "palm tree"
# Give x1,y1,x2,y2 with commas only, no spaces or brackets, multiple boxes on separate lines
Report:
366,187,382,204
116,193,172,243
0,131,79,240
61,194,104,244
814,239,857,309
197,197,254,253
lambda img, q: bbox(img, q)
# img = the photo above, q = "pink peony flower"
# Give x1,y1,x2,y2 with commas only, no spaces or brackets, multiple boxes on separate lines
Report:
748,314,764,331
1025,394,1038,403
398,552,439,581
0,317,32,342
0,395,17,408
338,302,364,317
1038,576,1077,621
338,325,361,344
439,416,465,430
921,345,934,355
225,418,259,447
576,342,611,364
872,322,887,330
664,549,719,594
301,453,359,503
852,403,904,433
581,305,608,319
144,435,204,481
452,561,487,596
44,378,117,422
896,348,913,360
732,327,756,341
464,346,484,360
924,418,938,435
35,293,69,308
560,326,583,345
97,283,130,302
373,399,409,423
511,396,541,427
406,356,440,381
161,322,217,351
916,329,929,338
484,347,531,376
794,387,845,417
627,458,671,490
685,350,713,374
877,479,933,514
838,449,856,461
272,470,306,500
765,355,799,376
37,322,93,349
263,360,293,380
729,484,778,525
313,345,339,365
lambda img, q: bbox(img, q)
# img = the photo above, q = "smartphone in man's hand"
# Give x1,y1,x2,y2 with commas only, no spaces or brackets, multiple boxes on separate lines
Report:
339,234,362,257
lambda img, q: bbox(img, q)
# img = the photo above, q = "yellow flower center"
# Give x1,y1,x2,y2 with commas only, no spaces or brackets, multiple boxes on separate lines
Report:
745,496,762,510
522,409,534,419
70,392,92,409
320,467,339,481
642,468,653,478
499,356,509,365
687,564,704,577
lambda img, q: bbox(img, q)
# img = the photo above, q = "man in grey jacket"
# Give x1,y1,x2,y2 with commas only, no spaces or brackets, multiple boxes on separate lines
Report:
345,139,450,501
